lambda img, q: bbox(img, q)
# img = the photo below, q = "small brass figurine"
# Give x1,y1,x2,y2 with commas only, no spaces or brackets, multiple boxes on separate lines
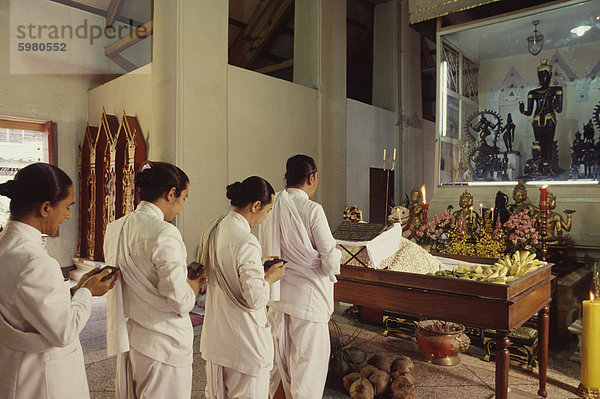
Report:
408,185,424,231
452,190,479,239
536,191,575,244
507,180,537,215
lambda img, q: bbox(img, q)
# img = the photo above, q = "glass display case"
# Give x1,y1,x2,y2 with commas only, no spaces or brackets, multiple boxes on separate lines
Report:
436,0,600,186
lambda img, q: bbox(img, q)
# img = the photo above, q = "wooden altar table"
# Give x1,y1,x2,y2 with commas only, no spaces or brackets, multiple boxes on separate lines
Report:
334,262,553,399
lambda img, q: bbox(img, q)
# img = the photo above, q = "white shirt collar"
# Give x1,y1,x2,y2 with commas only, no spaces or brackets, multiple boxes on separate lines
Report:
5,219,44,247
136,201,166,221
228,210,251,233
286,187,309,200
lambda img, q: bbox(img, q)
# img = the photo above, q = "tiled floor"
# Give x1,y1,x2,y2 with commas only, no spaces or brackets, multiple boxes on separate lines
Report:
82,296,582,398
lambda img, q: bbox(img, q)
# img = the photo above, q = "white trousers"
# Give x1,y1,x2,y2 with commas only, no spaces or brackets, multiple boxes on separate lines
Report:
205,361,270,399
115,349,192,399
268,309,331,399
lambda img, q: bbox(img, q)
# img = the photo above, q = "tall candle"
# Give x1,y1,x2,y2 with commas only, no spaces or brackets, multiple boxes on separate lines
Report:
539,185,549,211
582,297,600,388
480,203,483,218
392,148,396,171
383,149,387,170
491,208,494,224
470,206,473,220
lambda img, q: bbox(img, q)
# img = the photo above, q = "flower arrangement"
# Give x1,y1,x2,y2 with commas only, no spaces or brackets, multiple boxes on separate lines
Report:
414,210,455,248
503,209,539,254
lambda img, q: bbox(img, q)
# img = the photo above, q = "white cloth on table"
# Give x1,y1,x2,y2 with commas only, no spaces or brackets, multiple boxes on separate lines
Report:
103,201,196,397
336,223,403,269
205,361,270,399
0,220,92,399
200,211,273,380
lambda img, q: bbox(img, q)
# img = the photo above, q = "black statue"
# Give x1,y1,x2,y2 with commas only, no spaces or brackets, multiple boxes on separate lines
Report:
502,113,515,152
519,59,564,174
524,141,552,178
493,191,511,227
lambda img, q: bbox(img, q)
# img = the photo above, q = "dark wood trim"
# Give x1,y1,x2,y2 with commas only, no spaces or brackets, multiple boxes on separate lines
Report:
105,20,153,57
254,59,293,74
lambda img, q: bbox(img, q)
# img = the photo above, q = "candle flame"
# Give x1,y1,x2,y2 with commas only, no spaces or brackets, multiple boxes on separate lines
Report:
421,184,427,204
591,291,595,301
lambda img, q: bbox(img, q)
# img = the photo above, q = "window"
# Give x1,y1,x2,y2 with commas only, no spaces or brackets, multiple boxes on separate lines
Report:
0,118,55,227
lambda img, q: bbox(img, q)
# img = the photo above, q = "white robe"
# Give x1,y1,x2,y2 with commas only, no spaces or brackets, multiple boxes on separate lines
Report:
200,211,273,397
258,188,341,399
103,201,196,398
0,220,92,399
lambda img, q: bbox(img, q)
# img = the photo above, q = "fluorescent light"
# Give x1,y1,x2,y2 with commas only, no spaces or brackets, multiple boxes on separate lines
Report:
439,61,448,137
570,25,591,37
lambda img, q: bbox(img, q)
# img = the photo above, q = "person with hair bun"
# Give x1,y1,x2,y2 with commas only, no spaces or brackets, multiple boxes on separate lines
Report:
103,161,205,399
199,176,286,398
0,163,118,399
258,154,341,399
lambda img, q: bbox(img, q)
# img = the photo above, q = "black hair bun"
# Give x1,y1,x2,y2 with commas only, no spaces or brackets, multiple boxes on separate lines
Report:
0,180,19,199
226,181,242,200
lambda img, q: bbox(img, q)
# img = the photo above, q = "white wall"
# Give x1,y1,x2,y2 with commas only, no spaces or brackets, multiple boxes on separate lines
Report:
228,66,319,194
0,0,112,267
346,99,396,220
87,64,153,154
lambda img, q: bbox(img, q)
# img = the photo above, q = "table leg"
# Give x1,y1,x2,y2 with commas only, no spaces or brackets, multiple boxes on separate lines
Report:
538,304,550,398
495,331,511,399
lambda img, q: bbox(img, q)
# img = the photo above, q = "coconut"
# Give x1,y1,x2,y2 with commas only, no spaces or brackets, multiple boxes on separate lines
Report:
347,348,367,365
390,355,414,375
368,369,390,397
367,354,390,373
349,378,375,399
343,372,362,392
360,364,379,378
390,374,416,399
331,357,351,378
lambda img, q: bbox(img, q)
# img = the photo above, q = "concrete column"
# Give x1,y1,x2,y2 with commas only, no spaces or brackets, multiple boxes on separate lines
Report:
294,0,347,228
372,1,397,111
152,0,229,259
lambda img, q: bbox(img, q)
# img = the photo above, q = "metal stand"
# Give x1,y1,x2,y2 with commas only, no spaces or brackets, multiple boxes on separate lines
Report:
577,383,600,398
539,208,549,261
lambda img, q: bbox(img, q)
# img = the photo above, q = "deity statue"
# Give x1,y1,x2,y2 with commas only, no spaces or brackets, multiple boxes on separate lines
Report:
452,190,479,239
502,113,515,152
524,141,552,178
537,192,575,244
519,59,563,174
507,180,537,215
407,185,424,232
493,191,511,226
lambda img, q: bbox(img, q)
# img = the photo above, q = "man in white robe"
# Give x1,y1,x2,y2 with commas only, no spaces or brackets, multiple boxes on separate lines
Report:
104,200,199,399
259,182,341,398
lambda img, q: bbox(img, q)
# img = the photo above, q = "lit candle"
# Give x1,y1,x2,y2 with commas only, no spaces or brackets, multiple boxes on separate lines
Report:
421,185,429,224
491,207,494,224
392,148,396,171
383,149,387,170
480,203,483,219
470,206,473,221
582,293,600,389
539,185,549,211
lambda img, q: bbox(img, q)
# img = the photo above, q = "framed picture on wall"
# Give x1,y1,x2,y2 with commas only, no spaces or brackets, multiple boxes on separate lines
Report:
0,118,56,230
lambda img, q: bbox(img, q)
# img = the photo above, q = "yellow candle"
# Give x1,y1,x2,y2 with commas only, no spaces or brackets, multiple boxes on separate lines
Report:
582,299,600,388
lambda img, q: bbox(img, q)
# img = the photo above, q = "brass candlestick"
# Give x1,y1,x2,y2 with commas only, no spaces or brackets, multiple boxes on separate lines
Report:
539,208,549,261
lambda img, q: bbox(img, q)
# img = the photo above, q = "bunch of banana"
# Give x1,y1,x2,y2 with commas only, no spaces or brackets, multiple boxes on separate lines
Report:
493,251,545,282
427,251,545,284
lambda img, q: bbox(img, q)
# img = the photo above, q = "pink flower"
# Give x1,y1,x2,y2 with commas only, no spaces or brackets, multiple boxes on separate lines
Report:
530,228,535,233
525,245,531,250
520,237,526,243
512,239,518,245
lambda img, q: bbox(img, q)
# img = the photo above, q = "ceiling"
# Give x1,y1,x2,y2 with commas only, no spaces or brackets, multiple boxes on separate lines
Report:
443,0,600,62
